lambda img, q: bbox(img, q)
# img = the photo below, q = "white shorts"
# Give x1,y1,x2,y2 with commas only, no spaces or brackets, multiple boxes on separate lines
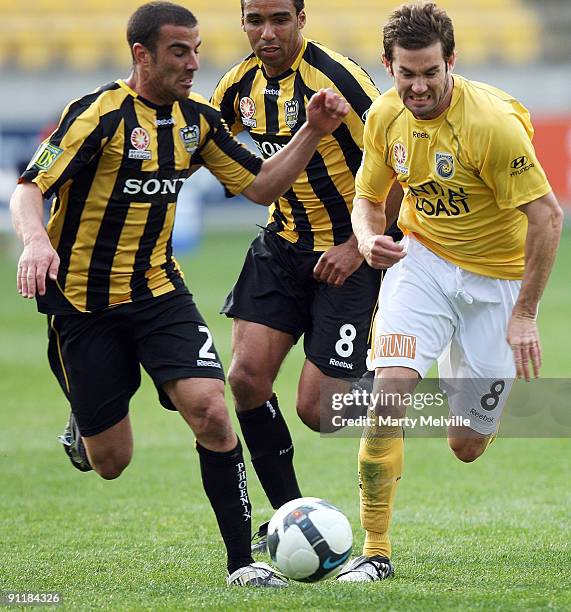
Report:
370,236,521,435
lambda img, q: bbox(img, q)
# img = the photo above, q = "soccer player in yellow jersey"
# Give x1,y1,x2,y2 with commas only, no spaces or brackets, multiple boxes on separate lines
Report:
336,3,563,582
9,1,350,587
211,0,402,553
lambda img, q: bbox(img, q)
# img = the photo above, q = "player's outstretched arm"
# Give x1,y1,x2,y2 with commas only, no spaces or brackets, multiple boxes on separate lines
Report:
243,89,350,204
10,182,59,299
507,191,564,381
352,197,405,270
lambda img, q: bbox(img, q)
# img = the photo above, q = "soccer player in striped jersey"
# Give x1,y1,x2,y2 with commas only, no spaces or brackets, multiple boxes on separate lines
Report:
211,0,403,553
337,3,563,582
9,1,350,587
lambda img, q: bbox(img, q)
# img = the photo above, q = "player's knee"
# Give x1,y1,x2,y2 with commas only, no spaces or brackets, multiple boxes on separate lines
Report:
296,399,321,432
228,361,271,408
228,361,253,394
452,448,481,463
92,452,131,480
191,397,233,442
448,438,486,463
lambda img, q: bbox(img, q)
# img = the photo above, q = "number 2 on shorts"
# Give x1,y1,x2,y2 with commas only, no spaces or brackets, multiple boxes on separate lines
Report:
198,325,216,359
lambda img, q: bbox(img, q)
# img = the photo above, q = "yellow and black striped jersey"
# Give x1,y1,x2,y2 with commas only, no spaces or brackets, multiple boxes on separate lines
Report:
21,79,262,314
212,37,380,251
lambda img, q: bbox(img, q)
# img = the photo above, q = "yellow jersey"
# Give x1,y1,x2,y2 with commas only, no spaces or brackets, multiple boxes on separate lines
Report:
355,75,551,279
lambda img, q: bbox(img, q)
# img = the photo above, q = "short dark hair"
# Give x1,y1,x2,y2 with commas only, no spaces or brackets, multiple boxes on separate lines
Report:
383,2,455,63
127,1,197,59
240,0,305,16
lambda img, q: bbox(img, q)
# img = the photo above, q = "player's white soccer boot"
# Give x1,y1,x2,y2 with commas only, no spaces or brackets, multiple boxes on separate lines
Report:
336,555,394,582
227,562,288,587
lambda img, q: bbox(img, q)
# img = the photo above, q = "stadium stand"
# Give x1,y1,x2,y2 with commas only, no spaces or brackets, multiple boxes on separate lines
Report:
0,0,542,71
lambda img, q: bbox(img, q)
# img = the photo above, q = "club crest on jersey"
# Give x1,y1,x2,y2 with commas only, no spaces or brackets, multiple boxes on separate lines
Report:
239,96,257,128
29,142,64,172
435,152,455,179
128,127,151,160
284,99,299,129
179,125,200,154
393,142,409,175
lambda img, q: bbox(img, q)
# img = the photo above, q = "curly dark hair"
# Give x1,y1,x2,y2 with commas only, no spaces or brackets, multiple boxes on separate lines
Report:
127,2,197,59
383,2,455,63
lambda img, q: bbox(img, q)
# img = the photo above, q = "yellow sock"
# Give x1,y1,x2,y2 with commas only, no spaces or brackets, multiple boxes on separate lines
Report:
359,425,403,559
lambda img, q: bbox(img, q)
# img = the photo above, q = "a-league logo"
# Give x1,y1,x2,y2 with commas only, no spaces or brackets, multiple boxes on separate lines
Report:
130,127,150,151
239,96,255,119
394,142,407,165
435,152,455,179
393,142,409,175
239,96,257,127
179,125,200,154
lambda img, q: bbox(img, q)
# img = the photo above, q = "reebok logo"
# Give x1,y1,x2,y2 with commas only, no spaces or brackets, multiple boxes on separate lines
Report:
329,358,353,370
469,408,494,423
197,359,221,368
155,117,176,127
374,334,417,359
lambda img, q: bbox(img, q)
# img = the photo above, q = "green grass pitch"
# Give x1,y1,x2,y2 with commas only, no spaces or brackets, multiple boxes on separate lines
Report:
0,229,569,610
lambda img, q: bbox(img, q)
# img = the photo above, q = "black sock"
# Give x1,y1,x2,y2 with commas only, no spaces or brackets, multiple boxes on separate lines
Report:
196,439,253,574
237,394,302,510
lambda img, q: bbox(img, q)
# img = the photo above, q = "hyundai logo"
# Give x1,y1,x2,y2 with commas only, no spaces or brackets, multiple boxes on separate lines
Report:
511,156,529,169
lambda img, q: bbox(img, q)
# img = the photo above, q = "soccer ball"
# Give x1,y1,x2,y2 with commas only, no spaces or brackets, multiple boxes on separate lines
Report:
267,497,353,582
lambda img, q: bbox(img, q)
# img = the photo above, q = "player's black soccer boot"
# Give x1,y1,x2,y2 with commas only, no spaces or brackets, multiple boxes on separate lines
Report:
251,521,270,555
336,555,394,582
58,412,92,472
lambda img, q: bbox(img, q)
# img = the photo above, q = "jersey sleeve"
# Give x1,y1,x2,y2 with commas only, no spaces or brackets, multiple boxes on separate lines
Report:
210,72,245,136
20,98,109,199
338,64,380,148
477,110,551,209
354,103,396,204
303,47,380,148
199,111,262,196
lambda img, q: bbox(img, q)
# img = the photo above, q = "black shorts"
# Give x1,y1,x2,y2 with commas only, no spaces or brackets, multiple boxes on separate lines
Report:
47,290,224,437
222,230,381,378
